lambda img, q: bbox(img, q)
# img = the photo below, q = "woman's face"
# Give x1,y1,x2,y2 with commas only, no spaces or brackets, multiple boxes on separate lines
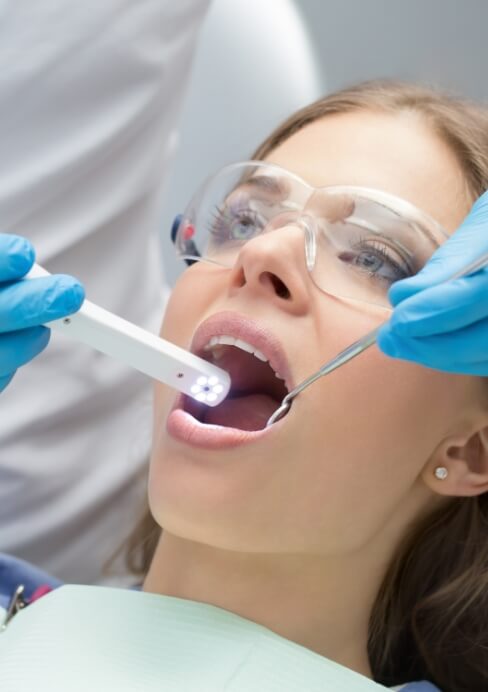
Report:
148,110,479,557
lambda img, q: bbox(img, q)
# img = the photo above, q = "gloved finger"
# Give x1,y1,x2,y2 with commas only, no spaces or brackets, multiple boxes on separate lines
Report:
387,269,488,338
377,317,488,375
0,234,36,282
0,326,51,376
387,190,488,307
0,275,85,333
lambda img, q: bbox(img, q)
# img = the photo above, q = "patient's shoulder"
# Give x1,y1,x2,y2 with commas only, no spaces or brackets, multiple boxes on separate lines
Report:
0,552,62,610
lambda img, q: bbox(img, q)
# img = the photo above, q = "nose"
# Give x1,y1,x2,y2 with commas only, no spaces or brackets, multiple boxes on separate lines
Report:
227,218,312,315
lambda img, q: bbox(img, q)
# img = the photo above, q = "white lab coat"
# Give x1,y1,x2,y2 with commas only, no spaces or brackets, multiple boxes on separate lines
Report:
0,0,210,585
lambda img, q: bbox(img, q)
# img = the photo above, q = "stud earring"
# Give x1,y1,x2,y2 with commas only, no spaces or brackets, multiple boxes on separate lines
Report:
434,467,448,480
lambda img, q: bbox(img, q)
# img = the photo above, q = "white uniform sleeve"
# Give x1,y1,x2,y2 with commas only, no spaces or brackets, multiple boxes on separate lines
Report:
0,0,210,585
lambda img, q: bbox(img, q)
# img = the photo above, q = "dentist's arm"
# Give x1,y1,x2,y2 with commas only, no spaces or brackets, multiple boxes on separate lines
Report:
0,234,85,392
377,191,488,375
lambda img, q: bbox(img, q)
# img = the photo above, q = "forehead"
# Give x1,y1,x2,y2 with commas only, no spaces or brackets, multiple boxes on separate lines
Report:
263,110,470,233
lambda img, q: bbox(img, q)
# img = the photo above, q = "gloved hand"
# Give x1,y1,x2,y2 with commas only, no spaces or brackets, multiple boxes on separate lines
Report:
0,233,85,392
377,191,488,375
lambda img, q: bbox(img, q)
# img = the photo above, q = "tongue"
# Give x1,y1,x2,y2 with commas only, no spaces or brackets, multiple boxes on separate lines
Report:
203,393,278,431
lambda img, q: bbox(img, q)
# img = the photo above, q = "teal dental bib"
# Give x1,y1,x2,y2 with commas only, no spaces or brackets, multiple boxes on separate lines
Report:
0,584,390,691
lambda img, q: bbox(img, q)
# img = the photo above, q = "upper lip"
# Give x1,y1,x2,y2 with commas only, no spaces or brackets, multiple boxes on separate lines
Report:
190,311,295,392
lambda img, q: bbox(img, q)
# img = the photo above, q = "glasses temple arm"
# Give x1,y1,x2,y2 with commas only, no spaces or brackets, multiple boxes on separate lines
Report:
170,214,200,266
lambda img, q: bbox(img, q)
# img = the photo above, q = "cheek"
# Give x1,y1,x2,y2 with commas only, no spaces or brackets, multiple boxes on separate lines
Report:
157,264,226,346
274,302,460,549
272,357,454,554
300,298,457,457
159,271,204,342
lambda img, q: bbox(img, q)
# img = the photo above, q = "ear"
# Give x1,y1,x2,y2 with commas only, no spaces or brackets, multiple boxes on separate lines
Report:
422,423,488,497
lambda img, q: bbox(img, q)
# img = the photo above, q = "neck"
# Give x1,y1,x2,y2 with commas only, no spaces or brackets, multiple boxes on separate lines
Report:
143,533,386,678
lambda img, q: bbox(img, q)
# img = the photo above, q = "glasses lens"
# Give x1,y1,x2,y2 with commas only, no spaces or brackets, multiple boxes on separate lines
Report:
175,162,309,266
175,164,447,309
305,189,445,308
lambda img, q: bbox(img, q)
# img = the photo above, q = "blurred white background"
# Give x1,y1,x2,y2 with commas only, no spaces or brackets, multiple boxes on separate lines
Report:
302,0,487,101
160,0,487,284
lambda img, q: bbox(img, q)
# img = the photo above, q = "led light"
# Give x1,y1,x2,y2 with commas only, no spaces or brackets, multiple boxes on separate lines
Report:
190,374,228,405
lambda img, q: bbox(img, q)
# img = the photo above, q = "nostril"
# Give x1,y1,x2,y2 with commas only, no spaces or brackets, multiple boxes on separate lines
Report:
268,273,290,299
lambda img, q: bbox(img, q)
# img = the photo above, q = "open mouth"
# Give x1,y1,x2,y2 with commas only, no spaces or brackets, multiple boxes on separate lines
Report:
182,344,289,432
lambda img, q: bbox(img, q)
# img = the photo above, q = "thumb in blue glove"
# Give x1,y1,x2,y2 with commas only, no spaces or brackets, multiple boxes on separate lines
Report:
376,191,488,375
0,233,85,392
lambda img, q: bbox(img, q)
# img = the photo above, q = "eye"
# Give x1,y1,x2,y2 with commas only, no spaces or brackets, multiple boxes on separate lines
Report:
339,237,413,284
230,209,263,240
209,204,266,243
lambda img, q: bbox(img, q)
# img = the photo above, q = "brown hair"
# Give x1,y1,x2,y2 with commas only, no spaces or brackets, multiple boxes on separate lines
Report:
107,80,488,691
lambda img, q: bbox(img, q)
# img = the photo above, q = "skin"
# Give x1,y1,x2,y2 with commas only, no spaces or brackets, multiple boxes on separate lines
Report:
143,110,488,678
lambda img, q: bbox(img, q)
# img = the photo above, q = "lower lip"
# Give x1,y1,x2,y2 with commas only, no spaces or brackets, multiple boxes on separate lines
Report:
166,394,279,450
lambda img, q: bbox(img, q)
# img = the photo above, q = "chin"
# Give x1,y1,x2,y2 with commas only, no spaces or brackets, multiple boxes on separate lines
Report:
147,437,286,554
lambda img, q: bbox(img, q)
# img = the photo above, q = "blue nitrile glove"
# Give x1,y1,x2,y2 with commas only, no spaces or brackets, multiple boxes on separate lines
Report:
0,233,85,392
377,191,488,375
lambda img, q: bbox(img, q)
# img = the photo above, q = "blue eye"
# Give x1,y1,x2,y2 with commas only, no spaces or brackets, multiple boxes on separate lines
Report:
209,205,265,243
230,211,261,240
341,238,412,284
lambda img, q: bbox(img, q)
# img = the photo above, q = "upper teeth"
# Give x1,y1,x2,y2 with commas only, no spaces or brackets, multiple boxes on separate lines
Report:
203,335,285,380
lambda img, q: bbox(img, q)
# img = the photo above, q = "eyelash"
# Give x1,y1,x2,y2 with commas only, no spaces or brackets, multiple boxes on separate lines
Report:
208,205,262,239
349,233,412,280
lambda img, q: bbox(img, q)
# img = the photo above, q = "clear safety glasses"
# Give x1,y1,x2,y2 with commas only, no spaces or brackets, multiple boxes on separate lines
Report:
172,161,449,310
